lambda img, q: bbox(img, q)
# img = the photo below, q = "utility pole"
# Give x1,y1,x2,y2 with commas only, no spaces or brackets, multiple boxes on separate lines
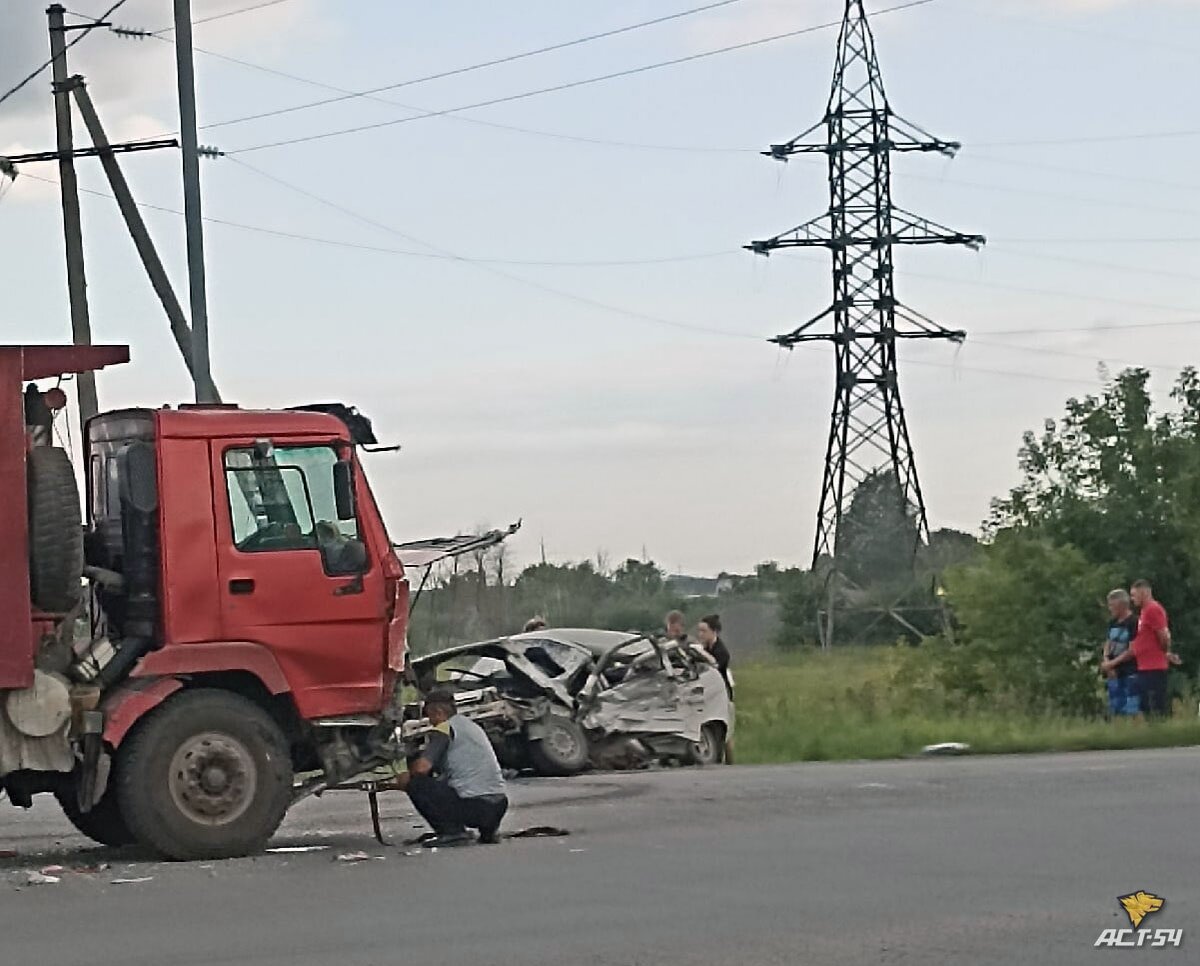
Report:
47,4,97,433
172,0,216,403
747,0,983,647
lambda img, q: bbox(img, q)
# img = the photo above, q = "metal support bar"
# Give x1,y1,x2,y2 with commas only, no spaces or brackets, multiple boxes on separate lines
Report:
47,3,96,434
2,139,178,165
70,78,222,401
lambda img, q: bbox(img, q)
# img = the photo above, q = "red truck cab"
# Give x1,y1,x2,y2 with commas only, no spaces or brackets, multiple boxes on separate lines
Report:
0,346,411,860
90,405,407,721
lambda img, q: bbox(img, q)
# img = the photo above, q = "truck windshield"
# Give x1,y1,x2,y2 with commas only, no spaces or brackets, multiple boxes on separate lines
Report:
225,445,358,552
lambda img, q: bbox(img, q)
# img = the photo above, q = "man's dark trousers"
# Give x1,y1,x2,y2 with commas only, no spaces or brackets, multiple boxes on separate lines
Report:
1139,670,1171,718
407,774,508,836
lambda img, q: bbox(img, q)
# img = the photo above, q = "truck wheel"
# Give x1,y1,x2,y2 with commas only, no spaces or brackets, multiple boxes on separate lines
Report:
54,783,135,848
117,689,293,861
527,715,589,776
27,446,83,613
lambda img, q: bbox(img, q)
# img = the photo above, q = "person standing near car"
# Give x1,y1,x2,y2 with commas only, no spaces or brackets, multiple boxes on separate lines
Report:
696,614,735,764
665,610,692,648
396,689,508,846
1103,579,1180,718
696,615,732,696
1101,589,1139,717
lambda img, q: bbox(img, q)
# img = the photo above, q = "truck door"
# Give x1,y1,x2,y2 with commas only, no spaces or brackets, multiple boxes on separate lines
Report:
214,441,386,718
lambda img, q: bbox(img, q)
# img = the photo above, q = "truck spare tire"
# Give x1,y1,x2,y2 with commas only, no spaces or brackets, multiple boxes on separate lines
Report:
27,446,83,613
116,689,294,861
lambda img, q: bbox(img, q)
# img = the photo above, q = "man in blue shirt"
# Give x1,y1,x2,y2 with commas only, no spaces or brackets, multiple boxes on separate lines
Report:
1102,589,1139,717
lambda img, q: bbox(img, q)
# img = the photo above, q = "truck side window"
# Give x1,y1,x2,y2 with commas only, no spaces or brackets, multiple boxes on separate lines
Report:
224,445,359,554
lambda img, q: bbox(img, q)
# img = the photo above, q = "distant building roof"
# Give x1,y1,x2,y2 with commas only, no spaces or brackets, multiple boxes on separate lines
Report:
665,574,736,598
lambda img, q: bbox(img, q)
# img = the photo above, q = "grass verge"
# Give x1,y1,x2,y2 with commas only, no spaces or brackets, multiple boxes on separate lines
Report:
735,648,1200,764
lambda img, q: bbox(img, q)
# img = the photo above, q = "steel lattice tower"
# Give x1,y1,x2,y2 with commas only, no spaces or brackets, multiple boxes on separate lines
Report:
748,0,983,639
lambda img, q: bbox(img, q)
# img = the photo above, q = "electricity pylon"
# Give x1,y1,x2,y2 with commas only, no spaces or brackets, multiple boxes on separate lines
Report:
747,0,984,646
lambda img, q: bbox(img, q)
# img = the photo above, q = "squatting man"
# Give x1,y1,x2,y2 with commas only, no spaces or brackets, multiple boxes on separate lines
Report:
394,689,509,847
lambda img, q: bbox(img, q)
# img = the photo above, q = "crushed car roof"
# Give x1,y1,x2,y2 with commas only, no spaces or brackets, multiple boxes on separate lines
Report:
412,628,645,669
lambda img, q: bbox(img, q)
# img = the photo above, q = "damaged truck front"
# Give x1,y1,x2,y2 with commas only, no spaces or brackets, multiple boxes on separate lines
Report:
406,629,732,774
0,345,412,860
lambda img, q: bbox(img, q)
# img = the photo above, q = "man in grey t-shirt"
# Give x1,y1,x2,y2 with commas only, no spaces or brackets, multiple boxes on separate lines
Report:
396,689,508,846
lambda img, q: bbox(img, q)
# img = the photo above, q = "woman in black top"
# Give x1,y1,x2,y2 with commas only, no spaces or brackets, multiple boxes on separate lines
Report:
697,614,734,764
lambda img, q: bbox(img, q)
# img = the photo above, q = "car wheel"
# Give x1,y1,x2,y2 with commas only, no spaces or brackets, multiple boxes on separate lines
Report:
688,723,724,766
527,715,589,776
117,689,293,861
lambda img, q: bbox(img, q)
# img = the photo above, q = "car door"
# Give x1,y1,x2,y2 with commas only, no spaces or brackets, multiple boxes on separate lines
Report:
213,439,387,718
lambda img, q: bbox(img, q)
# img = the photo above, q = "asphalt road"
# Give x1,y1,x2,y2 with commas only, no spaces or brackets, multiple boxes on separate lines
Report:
2,748,1197,965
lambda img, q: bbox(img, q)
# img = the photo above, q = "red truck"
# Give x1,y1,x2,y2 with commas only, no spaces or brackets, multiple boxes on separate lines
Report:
0,345,409,859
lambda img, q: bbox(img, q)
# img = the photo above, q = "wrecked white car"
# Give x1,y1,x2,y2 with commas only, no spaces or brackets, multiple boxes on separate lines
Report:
405,629,732,775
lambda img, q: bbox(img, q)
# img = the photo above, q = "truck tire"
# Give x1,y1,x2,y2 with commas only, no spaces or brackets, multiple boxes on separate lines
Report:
27,446,83,613
527,715,589,777
116,689,293,861
55,784,135,848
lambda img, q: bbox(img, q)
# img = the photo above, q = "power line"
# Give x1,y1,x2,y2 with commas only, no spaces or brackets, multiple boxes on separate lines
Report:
983,247,1200,285
966,337,1184,375
766,247,1200,318
153,0,299,35
0,0,128,109
996,237,1200,245
224,156,758,339
897,168,1200,222
203,0,749,131
16,169,733,267
902,354,1107,388
974,128,1200,148
181,41,756,155
15,172,1176,388
226,0,938,154
983,317,1200,338
966,153,1200,197
902,266,1200,317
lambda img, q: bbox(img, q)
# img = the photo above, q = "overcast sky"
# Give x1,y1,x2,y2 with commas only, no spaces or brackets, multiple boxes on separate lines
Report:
2,0,1199,575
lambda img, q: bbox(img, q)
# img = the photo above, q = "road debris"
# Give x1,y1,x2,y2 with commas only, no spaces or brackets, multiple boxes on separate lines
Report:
921,742,971,756
334,851,373,863
506,826,570,839
17,870,61,885
110,876,154,884
267,845,330,854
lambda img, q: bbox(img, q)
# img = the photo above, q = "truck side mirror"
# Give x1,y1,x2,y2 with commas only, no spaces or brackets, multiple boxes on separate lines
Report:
333,460,355,521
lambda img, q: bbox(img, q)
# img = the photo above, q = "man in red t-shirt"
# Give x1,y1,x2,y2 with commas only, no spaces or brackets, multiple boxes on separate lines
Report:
1104,579,1180,717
